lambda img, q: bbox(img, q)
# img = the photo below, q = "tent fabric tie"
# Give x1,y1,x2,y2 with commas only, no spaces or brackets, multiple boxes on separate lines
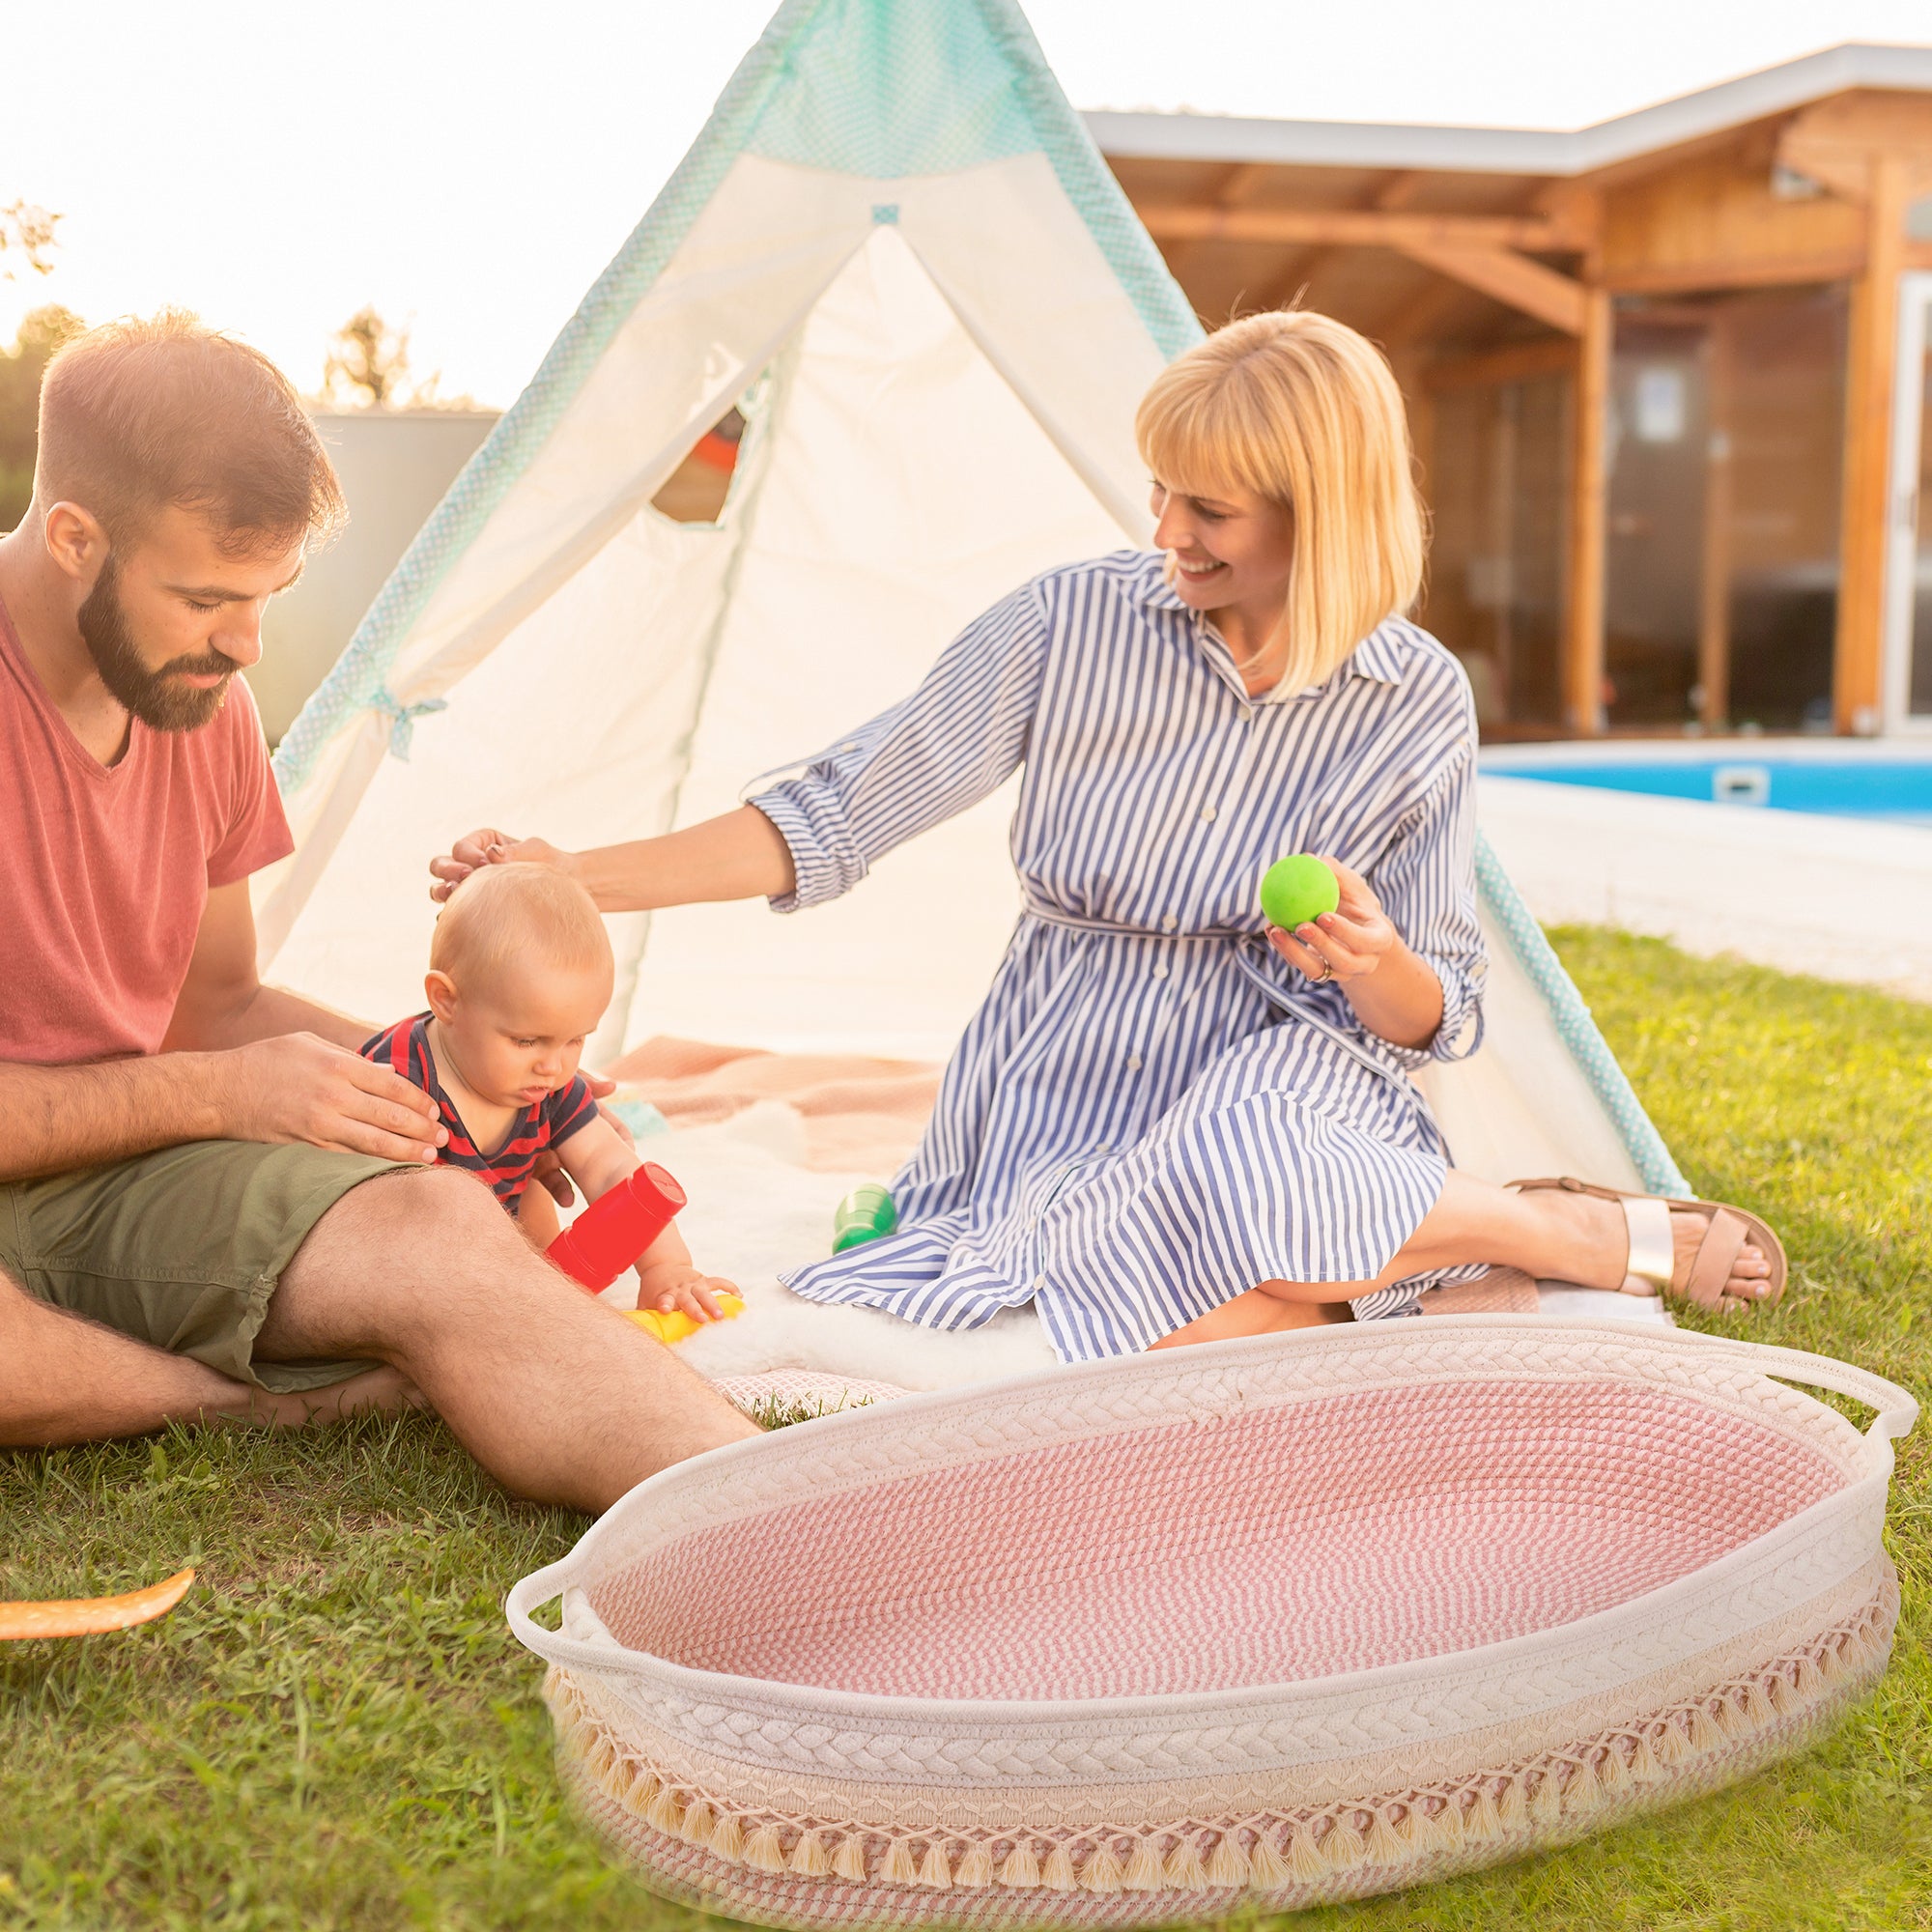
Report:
372,691,449,760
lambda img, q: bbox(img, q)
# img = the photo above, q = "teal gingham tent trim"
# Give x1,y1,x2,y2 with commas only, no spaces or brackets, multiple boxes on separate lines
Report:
274,0,1198,797
273,0,833,796
265,0,1675,1194
1475,831,1690,1198
967,0,1201,362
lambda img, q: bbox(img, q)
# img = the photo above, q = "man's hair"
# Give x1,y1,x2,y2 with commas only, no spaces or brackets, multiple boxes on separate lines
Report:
431,865,613,988
35,311,346,553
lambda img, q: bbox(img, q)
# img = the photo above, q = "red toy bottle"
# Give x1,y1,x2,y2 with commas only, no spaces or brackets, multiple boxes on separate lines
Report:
546,1162,687,1292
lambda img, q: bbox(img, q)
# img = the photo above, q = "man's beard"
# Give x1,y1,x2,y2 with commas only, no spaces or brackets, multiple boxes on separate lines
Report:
78,557,236,732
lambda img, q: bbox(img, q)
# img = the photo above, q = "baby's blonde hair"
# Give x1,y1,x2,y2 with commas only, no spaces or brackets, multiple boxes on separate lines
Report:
431,864,611,987
1135,309,1424,695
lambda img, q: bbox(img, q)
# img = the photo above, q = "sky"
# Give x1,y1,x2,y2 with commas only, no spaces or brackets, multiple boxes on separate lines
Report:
5,0,1931,407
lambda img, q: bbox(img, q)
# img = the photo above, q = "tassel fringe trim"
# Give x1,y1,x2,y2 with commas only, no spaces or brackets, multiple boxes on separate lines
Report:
548,1599,1891,1898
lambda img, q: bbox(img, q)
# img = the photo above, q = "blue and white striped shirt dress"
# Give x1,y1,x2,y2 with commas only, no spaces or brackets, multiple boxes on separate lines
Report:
753,550,1490,1361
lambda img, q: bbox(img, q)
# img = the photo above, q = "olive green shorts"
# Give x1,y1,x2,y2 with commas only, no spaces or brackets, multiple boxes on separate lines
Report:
0,1141,413,1394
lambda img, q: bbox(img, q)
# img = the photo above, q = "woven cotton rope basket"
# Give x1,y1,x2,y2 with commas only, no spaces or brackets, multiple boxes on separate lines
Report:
507,1318,1917,1927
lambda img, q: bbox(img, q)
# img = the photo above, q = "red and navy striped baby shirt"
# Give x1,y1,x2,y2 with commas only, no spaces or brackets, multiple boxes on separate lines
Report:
359,1012,598,1213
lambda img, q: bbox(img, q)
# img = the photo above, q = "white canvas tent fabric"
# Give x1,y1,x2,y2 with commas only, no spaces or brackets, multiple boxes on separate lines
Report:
260,0,1688,1204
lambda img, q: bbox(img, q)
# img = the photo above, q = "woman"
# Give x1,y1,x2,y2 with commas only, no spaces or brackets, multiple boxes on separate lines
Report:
432,311,1782,1356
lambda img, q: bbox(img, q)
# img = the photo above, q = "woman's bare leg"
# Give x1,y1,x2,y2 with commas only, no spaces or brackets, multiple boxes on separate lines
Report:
1150,1293,1350,1350
1153,1171,1775,1350
1371,1172,1772,1296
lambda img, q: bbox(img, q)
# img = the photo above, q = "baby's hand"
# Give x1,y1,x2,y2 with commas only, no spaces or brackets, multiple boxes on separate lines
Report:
635,1262,736,1324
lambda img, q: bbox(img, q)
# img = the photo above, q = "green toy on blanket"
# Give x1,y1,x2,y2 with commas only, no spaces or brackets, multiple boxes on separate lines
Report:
833,1183,898,1252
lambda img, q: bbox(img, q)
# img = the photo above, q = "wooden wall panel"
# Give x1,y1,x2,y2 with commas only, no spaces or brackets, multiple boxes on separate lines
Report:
1598,140,1865,291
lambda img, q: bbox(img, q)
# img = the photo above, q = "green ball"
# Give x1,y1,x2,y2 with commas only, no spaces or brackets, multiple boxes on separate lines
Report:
1259,854,1340,932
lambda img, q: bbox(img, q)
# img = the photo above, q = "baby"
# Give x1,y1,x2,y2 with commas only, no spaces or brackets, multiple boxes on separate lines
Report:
360,863,732,1325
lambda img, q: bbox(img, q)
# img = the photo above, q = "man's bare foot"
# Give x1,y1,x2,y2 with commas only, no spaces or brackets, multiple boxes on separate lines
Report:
1523,1189,1774,1305
226,1365,424,1429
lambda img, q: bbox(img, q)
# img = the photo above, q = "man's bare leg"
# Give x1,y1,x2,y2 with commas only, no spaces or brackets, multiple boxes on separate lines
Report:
0,1271,411,1444
259,1167,758,1513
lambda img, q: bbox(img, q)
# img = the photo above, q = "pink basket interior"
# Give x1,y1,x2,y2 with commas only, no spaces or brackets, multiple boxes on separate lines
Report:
590,1378,1844,1702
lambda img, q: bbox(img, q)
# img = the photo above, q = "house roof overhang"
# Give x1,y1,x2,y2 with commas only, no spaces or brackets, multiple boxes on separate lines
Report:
1082,42,1932,179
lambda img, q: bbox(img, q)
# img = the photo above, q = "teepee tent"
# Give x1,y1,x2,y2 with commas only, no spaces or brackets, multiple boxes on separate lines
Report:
259,0,1686,1201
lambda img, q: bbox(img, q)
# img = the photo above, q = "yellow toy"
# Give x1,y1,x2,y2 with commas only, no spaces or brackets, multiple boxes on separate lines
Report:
626,1293,746,1345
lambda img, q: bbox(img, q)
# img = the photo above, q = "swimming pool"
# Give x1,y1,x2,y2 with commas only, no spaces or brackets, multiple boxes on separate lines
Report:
1479,746,1932,827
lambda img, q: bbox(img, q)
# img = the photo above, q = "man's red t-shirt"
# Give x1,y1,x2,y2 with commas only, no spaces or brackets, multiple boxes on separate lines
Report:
0,596,294,1065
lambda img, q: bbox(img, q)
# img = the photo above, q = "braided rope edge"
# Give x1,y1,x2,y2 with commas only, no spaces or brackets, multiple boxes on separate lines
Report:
547,1587,1891,1903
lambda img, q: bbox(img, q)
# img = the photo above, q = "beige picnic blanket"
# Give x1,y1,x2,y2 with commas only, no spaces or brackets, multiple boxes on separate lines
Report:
607,1036,941,1175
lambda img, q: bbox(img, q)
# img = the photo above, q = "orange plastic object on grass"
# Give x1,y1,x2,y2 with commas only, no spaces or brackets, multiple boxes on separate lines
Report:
0,1567,195,1639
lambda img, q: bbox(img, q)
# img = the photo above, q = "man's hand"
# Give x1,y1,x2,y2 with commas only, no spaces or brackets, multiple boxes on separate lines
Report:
429,828,577,904
635,1262,734,1324
215,1034,447,1164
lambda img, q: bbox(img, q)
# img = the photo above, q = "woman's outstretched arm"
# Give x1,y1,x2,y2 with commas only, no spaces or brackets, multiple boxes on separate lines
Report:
429,806,793,912
431,579,1050,917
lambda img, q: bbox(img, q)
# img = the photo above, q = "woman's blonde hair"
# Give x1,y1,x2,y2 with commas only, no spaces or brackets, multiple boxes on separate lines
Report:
1134,309,1424,694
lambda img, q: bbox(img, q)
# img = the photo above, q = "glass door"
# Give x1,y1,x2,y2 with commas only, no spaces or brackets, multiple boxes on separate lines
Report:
1886,271,1932,728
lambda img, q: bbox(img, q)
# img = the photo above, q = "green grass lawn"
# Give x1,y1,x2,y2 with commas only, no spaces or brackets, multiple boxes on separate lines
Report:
3,927,1928,1931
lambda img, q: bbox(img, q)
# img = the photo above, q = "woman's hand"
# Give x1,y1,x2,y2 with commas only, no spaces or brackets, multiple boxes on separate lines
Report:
1267,856,1446,1051
428,807,795,913
429,829,579,903
1265,857,1397,986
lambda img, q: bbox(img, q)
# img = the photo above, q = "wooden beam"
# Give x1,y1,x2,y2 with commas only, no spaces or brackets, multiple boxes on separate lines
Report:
1393,241,1588,335
1603,249,1865,296
1374,171,1431,214
1564,286,1613,734
1422,336,1578,394
1572,117,1788,197
1697,314,1735,729
1138,205,1582,252
1257,170,1434,312
1779,91,1932,204
1834,151,1910,735
1167,162,1279,283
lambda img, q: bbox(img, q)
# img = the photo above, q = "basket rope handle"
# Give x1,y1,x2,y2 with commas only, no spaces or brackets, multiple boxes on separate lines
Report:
505,1558,670,1676
505,1558,595,1667
1671,1335,1918,1443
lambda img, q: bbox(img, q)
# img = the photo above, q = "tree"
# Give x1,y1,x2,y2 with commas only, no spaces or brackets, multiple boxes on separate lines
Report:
0,201,59,281
0,305,85,532
322,304,446,409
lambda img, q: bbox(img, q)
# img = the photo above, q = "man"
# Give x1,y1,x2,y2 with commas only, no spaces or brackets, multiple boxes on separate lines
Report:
0,313,756,1510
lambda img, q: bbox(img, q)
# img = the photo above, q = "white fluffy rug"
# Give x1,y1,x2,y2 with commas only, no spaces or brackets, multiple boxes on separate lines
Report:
599,1103,1669,1401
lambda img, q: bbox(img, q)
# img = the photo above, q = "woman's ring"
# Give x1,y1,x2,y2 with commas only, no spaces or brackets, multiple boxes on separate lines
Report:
1309,959,1333,983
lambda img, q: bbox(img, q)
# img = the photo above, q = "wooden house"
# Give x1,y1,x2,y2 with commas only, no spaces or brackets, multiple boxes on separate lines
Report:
1088,43,1932,737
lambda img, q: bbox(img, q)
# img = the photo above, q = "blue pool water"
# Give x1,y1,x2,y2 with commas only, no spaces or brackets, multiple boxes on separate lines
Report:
1479,752,1932,827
